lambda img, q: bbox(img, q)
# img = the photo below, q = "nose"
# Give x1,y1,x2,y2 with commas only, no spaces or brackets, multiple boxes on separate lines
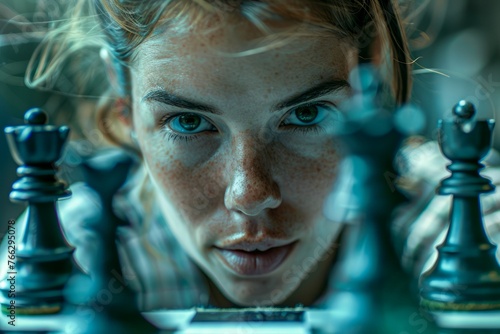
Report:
224,136,281,216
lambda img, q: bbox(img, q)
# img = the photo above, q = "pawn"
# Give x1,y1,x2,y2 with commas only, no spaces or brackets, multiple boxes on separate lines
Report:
419,101,500,311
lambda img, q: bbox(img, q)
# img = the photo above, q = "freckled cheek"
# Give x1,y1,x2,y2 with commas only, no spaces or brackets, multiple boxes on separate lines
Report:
278,143,340,214
142,145,226,223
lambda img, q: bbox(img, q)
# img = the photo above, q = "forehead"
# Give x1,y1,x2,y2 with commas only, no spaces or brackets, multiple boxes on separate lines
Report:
131,17,355,97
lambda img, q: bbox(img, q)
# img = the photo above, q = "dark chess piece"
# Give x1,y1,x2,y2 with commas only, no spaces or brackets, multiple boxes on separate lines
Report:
323,63,438,334
419,100,500,311
73,150,157,333
0,108,76,315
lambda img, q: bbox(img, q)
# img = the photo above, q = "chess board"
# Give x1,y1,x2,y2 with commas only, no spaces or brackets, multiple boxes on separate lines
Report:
1,307,500,333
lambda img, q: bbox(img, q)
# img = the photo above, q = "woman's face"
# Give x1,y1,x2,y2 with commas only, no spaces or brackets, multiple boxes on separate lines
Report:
129,16,357,306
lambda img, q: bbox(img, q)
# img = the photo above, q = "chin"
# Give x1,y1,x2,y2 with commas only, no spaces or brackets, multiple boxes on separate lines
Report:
219,277,292,307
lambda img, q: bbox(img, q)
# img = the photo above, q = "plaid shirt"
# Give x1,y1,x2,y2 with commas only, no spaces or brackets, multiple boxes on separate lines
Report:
57,137,500,311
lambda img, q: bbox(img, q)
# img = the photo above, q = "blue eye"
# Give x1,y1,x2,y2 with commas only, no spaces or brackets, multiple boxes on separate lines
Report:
282,104,330,127
168,113,215,134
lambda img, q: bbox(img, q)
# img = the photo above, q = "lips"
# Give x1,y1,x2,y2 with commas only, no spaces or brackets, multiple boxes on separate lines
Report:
214,241,296,276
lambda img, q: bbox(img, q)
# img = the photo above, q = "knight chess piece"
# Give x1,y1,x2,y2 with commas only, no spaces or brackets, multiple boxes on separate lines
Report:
0,108,76,315
74,150,157,333
419,100,500,310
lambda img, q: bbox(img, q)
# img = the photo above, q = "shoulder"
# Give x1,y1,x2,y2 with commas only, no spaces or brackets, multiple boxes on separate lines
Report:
57,182,103,273
58,182,102,230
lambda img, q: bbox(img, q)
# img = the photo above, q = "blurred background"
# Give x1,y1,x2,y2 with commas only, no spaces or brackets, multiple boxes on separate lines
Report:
1,0,500,235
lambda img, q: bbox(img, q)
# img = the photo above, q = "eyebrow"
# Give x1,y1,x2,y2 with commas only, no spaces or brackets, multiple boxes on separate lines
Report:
141,79,350,114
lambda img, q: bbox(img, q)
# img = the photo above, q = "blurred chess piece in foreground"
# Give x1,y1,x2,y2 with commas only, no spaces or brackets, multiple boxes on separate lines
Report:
70,149,157,333
322,63,438,334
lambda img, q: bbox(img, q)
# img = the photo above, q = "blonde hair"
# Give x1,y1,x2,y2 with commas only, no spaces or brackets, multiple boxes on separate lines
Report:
26,0,412,151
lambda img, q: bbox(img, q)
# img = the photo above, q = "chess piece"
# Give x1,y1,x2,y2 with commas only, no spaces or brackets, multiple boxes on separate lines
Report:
74,150,157,333
419,100,500,311
323,63,438,334
0,108,76,315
